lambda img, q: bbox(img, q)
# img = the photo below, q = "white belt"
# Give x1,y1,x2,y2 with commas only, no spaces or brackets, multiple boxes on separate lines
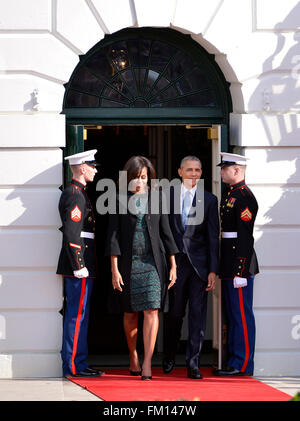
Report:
222,232,238,238
80,231,95,239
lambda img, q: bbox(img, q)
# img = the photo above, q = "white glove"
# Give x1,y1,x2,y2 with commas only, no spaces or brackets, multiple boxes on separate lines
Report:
233,276,247,288
73,267,89,278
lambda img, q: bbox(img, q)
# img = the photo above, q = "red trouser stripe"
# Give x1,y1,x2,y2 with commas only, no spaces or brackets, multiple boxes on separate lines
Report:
238,288,249,372
71,277,86,375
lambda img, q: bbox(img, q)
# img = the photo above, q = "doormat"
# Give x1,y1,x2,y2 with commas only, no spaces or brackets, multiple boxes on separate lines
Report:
67,368,291,401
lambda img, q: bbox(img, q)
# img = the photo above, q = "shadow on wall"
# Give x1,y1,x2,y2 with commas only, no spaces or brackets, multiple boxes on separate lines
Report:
0,164,63,377
247,2,300,233
246,2,300,369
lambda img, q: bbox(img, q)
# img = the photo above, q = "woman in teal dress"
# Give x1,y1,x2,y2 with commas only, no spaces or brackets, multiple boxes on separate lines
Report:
106,156,178,380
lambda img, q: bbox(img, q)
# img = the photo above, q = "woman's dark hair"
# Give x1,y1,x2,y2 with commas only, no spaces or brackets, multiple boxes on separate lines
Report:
119,156,156,190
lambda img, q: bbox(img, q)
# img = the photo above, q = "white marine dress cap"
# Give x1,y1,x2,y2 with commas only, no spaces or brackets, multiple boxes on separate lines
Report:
64,149,98,166
217,152,249,167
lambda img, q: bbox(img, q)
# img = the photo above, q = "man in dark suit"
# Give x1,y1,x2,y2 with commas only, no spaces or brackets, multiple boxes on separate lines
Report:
163,156,220,379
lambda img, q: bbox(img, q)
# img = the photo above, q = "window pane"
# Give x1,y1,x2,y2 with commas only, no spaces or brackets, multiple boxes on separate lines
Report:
179,67,210,92
102,87,130,104
121,69,138,97
132,99,148,107
150,41,177,72
146,75,169,99
110,75,135,99
106,41,130,71
86,50,114,80
134,68,147,95
178,91,215,106
149,84,179,103
70,66,105,94
127,39,139,67
139,39,151,66
164,51,195,81
151,91,215,107
101,98,129,107
144,70,159,94
65,90,99,107
127,39,151,68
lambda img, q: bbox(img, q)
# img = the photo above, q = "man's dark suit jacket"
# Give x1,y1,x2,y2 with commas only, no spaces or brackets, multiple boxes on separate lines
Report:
168,184,220,281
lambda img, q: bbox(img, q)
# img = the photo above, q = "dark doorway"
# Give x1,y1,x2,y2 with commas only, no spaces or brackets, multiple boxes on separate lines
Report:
83,124,214,364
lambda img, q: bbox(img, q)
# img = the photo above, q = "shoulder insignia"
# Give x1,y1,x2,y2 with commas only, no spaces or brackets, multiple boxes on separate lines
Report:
240,207,252,221
70,205,82,222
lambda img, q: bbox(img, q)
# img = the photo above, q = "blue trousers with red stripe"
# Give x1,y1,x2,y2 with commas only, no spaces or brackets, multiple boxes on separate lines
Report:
61,276,94,376
223,276,255,373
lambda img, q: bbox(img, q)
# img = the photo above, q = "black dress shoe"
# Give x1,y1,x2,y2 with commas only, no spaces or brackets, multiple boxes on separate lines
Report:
213,366,253,377
86,367,105,375
162,358,175,374
187,368,203,379
74,368,103,377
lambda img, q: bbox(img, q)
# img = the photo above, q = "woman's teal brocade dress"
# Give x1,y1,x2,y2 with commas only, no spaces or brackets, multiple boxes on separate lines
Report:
130,194,161,312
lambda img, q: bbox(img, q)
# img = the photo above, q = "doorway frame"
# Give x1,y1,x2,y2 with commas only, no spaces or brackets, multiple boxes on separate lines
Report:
64,121,226,368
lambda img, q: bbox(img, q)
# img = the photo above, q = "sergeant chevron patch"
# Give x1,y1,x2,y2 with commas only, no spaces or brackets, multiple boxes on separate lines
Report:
71,205,82,222
240,207,252,221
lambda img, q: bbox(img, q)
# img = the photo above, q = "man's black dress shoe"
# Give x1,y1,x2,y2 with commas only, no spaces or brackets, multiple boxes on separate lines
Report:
162,358,175,374
187,368,203,379
212,366,253,377
86,367,105,375
74,368,104,377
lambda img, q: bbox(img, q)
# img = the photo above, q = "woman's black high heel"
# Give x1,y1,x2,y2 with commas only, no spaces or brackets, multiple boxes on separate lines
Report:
130,370,142,376
141,369,152,380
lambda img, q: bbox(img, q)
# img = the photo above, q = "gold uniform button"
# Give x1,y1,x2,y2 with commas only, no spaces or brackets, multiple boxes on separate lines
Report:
85,245,88,248
232,246,236,249
237,272,240,275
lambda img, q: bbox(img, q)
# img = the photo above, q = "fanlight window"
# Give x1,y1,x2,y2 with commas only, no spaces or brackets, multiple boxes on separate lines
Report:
64,37,217,109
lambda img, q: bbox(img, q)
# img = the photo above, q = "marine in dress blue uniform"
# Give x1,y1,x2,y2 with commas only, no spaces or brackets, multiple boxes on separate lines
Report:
57,150,104,377
214,153,259,377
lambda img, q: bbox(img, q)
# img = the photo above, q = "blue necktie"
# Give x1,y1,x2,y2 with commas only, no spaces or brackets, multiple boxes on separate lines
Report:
182,190,192,229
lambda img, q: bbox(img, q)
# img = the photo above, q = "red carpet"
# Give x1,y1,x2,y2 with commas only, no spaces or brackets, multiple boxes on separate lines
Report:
68,368,291,401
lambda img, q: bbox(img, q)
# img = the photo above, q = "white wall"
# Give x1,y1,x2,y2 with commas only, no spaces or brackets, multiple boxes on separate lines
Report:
231,113,300,375
0,0,299,377
0,114,65,377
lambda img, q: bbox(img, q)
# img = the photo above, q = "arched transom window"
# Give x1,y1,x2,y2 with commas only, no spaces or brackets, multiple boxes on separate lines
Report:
65,29,232,110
